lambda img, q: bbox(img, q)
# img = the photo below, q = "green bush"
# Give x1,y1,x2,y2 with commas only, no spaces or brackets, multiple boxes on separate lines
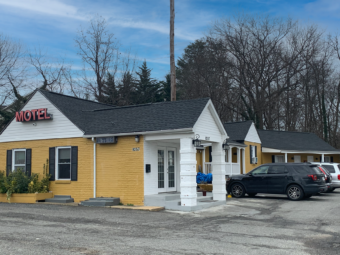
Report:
0,169,51,202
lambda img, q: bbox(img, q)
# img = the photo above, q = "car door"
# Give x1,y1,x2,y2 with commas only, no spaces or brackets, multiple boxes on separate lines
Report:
243,165,269,193
266,165,288,194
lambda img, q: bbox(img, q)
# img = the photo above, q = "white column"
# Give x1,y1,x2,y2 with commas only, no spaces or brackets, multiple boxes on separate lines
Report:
180,138,197,206
242,148,246,174
237,148,241,175
285,153,288,163
212,142,226,201
321,154,325,163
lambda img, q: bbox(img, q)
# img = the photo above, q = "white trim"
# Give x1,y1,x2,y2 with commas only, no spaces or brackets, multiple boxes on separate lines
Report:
262,147,340,154
55,146,72,180
12,149,26,171
92,138,96,198
83,128,193,138
244,123,261,144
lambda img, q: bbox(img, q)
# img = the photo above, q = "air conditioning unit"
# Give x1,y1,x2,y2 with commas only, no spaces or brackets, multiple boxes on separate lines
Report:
252,157,258,164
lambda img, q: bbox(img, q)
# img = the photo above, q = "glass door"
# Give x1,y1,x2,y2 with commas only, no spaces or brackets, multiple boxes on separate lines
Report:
158,147,176,192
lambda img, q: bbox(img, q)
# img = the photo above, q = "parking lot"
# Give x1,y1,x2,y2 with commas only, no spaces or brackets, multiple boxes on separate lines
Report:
1,191,340,255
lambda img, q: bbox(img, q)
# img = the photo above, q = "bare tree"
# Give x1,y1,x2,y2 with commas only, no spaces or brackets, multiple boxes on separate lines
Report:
75,15,120,102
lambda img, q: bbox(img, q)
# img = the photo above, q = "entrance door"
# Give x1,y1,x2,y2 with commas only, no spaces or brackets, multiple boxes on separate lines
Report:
158,147,176,192
294,155,301,163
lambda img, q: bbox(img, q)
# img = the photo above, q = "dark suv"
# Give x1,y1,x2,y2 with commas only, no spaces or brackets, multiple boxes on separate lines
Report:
227,163,327,201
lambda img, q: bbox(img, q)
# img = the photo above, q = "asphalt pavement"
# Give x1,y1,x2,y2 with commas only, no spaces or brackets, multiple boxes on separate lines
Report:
1,191,340,255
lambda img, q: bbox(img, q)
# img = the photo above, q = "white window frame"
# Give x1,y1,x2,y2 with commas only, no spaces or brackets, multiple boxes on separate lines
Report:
275,155,285,163
55,146,72,180
12,149,26,172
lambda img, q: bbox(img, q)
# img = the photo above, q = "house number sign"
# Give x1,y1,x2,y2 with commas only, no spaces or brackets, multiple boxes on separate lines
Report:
132,147,140,151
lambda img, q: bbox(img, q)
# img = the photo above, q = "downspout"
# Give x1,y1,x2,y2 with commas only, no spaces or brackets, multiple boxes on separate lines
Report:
92,137,96,198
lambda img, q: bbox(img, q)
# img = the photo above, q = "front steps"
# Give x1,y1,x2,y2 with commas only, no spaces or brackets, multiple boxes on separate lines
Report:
45,195,74,203
144,192,225,212
79,197,120,207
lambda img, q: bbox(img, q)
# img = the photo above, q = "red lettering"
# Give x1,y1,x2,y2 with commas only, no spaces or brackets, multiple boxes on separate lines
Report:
15,111,24,122
31,109,38,120
37,108,44,120
24,110,32,122
44,108,51,120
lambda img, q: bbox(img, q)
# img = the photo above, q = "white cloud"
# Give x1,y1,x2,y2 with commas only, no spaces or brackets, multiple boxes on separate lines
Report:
305,0,340,16
0,0,86,20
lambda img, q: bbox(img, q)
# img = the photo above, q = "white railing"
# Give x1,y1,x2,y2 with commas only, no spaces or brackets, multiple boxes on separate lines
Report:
225,163,241,176
204,163,212,174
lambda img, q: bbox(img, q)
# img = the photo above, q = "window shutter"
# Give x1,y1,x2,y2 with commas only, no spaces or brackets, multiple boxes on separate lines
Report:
250,145,252,164
272,155,275,163
255,146,257,157
26,149,32,177
209,146,212,162
6,150,12,176
331,157,334,163
49,147,56,181
71,146,78,181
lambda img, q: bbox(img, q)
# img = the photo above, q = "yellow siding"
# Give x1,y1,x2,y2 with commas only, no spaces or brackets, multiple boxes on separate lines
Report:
0,136,144,205
196,150,203,172
232,147,237,163
205,147,210,162
244,141,262,173
96,136,144,205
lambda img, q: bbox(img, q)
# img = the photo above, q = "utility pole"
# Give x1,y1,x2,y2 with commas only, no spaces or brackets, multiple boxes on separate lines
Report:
170,0,176,101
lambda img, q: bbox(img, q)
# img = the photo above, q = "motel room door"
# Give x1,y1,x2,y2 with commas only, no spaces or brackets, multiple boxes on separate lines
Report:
157,147,177,192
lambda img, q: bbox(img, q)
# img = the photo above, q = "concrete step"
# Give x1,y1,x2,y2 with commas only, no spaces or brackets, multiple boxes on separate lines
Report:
45,196,74,203
80,197,120,207
144,192,204,207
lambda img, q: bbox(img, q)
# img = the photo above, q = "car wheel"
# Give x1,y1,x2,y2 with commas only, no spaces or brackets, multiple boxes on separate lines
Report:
287,185,304,201
231,183,245,198
247,193,257,197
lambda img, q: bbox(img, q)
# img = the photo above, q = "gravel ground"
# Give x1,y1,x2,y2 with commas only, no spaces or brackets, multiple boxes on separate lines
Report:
1,191,340,255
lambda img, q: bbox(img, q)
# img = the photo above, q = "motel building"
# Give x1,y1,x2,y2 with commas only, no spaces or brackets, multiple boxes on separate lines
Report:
0,89,240,211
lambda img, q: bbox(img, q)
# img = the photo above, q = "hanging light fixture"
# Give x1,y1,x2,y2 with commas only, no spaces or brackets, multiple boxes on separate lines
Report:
135,135,140,143
192,134,201,147
222,139,230,150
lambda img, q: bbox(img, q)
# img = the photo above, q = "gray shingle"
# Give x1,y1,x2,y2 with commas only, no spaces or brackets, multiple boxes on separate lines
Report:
223,121,253,142
40,90,209,135
258,130,338,152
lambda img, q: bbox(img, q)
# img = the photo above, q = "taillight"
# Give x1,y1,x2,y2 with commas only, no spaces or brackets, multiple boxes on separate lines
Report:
308,174,318,181
338,174,340,180
318,167,328,180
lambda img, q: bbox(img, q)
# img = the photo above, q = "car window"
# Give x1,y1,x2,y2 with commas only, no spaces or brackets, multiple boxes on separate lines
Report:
251,166,269,175
293,166,322,174
268,165,287,174
322,165,335,173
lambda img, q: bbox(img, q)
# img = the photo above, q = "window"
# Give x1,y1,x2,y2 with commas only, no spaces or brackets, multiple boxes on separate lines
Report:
12,149,26,172
268,165,286,174
322,165,335,173
275,155,284,163
56,147,71,180
324,156,331,163
251,165,269,175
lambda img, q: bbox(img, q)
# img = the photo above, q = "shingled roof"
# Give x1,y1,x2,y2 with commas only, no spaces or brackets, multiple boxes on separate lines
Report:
39,90,210,135
258,129,338,152
223,121,253,142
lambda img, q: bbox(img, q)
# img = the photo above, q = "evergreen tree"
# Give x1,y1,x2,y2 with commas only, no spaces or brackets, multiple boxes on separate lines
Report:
133,61,162,104
102,72,119,105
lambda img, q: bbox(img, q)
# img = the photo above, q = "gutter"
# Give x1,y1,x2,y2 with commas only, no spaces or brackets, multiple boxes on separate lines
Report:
83,128,193,138
92,137,96,198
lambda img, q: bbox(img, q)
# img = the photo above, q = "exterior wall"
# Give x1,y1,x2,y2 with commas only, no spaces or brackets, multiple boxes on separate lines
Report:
0,138,93,203
262,153,340,164
0,91,83,143
205,147,210,162
193,104,225,143
196,150,203,172
0,136,145,205
244,141,262,173
244,123,262,144
96,136,144,205
143,140,181,196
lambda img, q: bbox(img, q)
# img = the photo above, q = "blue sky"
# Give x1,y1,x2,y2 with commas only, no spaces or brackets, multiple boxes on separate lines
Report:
0,0,340,81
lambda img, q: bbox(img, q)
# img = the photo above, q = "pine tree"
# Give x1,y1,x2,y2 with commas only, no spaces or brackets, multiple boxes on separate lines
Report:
102,72,119,105
133,61,162,104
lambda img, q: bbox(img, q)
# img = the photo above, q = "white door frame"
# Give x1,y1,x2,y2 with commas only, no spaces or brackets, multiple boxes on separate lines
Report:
157,147,177,193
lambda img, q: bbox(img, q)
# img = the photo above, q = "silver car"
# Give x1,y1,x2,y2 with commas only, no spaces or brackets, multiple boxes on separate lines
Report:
318,163,340,192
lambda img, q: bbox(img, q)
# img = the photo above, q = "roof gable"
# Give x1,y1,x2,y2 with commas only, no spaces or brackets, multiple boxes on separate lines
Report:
0,90,83,142
244,122,261,144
